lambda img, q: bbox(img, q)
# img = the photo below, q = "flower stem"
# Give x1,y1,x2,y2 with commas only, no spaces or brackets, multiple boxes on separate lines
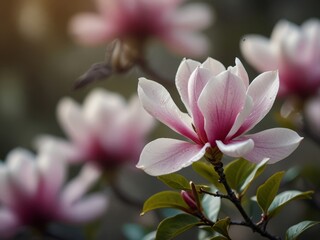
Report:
208,160,281,240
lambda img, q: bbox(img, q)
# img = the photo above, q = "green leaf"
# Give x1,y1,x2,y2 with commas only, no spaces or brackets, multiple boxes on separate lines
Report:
212,217,231,239
192,161,225,193
225,158,268,196
268,190,314,218
202,187,221,222
158,173,190,190
141,191,189,215
256,171,284,214
286,221,320,240
155,214,199,240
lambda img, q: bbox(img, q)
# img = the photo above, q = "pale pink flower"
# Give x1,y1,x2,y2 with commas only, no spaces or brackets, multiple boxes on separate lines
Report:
69,0,213,57
240,19,320,98
137,57,303,176
36,88,154,170
0,146,107,238
305,95,320,135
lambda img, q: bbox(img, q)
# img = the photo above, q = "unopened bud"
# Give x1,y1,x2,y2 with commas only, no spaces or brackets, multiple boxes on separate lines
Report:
181,190,198,210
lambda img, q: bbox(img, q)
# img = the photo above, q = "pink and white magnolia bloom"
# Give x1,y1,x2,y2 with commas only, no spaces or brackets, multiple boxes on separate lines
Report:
0,146,107,238
36,88,154,170
69,0,213,57
240,19,320,98
305,95,320,135
137,57,303,176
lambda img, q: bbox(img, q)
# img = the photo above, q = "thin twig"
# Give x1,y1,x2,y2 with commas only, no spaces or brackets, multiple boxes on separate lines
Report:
207,160,281,240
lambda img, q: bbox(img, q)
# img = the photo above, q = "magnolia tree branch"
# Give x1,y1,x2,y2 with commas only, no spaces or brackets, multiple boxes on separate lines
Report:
206,159,281,240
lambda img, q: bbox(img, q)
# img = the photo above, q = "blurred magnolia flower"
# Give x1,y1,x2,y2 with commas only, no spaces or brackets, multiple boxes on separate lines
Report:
0,147,107,238
240,19,320,98
305,95,320,135
69,0,213,57
36,88,155,171
137,57,303,176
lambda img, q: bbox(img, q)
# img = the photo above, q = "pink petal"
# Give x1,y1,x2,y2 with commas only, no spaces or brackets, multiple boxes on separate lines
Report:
201,57,226,76
138,78,199,143
216,139,254,158
61,164,101,205
175,58,201,113
239,71,279,134
188,67,212,142
69,13,116,46
240,35,277,72
62,194,108,224
242,128,303,164
0,165,14,206
57,97,92,146
137,138,210,176
198,71,247,144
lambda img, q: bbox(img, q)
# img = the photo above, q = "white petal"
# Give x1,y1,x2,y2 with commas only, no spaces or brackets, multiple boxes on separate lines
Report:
240,34,277,72
240,71,279,133
201,57,226,76
57,97,91,145
172,3,213,30
228,58,249,87
6,148,37,197
0,208,20,238
243,128,303,164
35,135,82,163
226,95,253,138
138,78,199,143
0,165,15,206
62,193,108,224
37,148,66,201
162,30,209,57
137,138,210,176
61,164,101,205
175,58,201,113
216,139,254,158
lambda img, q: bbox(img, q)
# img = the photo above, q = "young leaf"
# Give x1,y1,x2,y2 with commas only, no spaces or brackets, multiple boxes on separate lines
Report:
202,187,221,222
285,221,320,240
268,190,314,218
192,161,225,193
225,158,268,196
155,214,199,240
256,171,284,214
158,173,190,190
141,191,189,215
212,217,231,239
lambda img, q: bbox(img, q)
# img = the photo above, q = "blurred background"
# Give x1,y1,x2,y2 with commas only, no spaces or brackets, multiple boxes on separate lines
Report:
1,0,320,239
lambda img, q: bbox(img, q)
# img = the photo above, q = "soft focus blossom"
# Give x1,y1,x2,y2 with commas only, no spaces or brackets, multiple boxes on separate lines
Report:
305,95,320,135
69,0,213,57
0,146,107,238
240,19,320,98
36,88,154,170
137,57,303,176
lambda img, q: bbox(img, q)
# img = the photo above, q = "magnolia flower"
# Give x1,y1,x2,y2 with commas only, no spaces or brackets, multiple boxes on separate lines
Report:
240,19,320,98
305,95,320,135
36,88,154,170
69,0,213,57
137,57,303,176
0,146,107,238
